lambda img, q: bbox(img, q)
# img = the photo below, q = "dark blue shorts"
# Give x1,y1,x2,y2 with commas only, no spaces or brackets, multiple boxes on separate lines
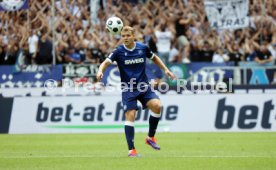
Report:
122,87,159,112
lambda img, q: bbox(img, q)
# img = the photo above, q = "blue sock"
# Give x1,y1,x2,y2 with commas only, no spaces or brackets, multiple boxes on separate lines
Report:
148,112,160,137
124,121,135,150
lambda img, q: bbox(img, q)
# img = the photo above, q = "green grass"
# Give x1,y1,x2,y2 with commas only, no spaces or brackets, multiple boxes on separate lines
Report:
0,132,275,170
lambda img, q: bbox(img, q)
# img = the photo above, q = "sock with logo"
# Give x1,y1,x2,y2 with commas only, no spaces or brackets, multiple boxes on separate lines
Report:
148,111,161,138
124,121,135,150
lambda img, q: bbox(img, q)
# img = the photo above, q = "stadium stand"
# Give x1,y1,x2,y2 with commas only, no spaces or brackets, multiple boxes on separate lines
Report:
0,0,275,65
0,0,275,88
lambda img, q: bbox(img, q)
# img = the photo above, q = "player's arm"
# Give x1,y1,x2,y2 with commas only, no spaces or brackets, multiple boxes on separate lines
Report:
254,56,265,65
97,49,118,81
152,55,175,80
96,59,111,81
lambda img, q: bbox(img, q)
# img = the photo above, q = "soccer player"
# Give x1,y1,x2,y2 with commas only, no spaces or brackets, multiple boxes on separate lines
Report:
96,26,175,157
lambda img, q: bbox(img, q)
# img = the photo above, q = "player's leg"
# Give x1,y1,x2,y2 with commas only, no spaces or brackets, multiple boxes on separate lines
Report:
138,87,161,150
125,110,140,157
122,91,139,157
138,87,162,150
145,98,162,150
125,109,136,153
146,98,162,139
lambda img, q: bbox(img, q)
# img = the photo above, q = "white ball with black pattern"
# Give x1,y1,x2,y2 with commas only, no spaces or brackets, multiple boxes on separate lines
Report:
106,17,124,35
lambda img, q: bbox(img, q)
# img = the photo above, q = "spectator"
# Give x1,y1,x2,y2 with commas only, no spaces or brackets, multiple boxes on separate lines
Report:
98,42,109,63
143,27,157,54
212,48,230,63
84,43,105,64
200,41,214,62
267,30,276,60
175,11,191,50
83,50,97,64
2,38,18,65
0,35,6,65
169,44,182,63
154,22,174,65
0,48,5,65
0,0,275,67
27,29,39,63
64,46,82,64
55,43,67,64
268,43,276,60
227,42,244,66
254,43,273,65
257,28,272,45
36,31,53,65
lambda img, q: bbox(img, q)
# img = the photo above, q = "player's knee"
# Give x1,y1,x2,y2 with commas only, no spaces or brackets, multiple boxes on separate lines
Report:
125,110,136,121
151,102,162,114
129,112,136,118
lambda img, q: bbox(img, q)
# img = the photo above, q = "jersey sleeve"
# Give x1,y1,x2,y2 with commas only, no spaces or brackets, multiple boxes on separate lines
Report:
144,45,155,60
106,49,118,63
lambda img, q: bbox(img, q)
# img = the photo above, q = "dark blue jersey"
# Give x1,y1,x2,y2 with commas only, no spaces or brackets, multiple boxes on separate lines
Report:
107,42,154,89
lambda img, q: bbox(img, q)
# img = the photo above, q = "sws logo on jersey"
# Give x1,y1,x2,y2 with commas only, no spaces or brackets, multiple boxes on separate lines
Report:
124,58,144,65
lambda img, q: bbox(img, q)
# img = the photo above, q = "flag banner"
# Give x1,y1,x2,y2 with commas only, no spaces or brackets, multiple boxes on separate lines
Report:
0,65,62,88
0,0,29,11
167,64,188,86
204,0,249,30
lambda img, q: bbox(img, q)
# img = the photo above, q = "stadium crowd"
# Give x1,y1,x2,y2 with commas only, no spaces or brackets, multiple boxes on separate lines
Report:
0,0,275,66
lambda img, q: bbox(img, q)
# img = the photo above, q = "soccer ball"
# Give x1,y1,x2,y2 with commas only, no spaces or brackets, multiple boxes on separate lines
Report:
106,17,124,35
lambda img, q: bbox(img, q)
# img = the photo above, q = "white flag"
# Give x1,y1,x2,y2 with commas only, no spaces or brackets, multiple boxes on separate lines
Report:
204,0,249,30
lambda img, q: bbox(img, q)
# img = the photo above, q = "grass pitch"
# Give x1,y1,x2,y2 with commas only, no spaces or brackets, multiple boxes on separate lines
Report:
0,132,275,170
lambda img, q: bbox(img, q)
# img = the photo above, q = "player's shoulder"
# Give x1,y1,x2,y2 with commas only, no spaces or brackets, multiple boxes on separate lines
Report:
135,42,148,49
119,44,128,50
112,45,124,53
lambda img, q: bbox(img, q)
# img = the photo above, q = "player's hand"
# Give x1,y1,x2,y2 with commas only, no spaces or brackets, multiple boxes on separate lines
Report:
165,69,175,80
96,71,103,81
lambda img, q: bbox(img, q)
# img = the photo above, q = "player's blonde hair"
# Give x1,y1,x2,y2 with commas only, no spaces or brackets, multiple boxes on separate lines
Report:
121,26,135,35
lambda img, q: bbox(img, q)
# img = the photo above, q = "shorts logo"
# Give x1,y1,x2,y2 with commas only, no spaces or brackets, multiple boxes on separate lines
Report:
124,58,144,65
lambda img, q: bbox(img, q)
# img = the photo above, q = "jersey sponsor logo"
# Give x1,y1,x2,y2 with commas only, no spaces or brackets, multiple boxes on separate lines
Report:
124,58,144,65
